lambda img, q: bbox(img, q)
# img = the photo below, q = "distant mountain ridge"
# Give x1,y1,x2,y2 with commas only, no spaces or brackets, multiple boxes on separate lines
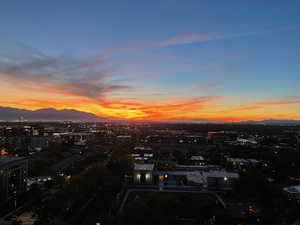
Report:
236,119,300,125
0,107,101,121
0,106,300,124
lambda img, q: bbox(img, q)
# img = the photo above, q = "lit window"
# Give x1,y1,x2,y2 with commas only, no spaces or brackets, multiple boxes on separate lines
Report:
145,173,150,180
159,175,164,181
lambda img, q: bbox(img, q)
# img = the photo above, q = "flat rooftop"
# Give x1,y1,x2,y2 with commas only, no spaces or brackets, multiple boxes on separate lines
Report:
203,170,239,178
284,185,300,193
190,156,204,161
227,158,259,163
134,163,154,171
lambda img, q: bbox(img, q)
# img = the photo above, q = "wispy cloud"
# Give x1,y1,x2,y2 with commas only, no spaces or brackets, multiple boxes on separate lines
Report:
153,26,300,48
0,45,131,100
158,33,216,47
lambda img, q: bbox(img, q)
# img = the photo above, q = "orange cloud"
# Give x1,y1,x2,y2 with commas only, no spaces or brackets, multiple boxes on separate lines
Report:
93,97,219,120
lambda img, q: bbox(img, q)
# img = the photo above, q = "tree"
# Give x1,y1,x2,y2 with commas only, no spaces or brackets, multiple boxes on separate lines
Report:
107,152,134,176
10,219,23,225
233,169,283,224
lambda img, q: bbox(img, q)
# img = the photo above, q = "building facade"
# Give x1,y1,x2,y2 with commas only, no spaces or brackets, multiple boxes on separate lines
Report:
0,156,28,204
133,163,154,185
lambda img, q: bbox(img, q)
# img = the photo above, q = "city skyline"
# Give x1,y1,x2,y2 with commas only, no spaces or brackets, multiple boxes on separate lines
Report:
1,0,300,122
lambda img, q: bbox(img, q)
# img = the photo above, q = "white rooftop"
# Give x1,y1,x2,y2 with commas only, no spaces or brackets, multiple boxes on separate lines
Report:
134,163,154,171
203,170,239,178
227,158,259,163
284,185,300,193
190,156,204,161
117,135,131,138
134,146,152,151
237,138,258,144
186,171,206,184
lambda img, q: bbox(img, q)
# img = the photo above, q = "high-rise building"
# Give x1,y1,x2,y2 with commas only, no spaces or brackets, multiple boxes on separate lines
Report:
0,156,28,205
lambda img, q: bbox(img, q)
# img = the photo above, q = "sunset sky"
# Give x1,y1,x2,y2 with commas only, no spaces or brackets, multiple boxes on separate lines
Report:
0,0,300,121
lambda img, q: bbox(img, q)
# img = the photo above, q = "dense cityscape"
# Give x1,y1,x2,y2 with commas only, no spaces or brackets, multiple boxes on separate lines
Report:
0,121,300,225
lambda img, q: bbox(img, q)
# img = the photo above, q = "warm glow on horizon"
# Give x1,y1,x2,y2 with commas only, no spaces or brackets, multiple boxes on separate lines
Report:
1,73,300,122
1,90,300,122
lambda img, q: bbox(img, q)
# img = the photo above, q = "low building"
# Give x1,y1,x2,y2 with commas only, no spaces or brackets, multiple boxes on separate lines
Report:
156,171,204,186
236,138,258,145
31,136,52,150
203,170,239,190
227,158,260,168
190,155,205,166
283,185,300,199
134,146,152,151
153,170,238,189
131,146,153,162
133,163,154,185
176,164,221,172
60,132,92,145
26,176,52,189
0,156,28,204
207,131,229,144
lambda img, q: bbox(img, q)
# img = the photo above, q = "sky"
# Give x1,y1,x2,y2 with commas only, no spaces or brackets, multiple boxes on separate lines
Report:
0,0,300,122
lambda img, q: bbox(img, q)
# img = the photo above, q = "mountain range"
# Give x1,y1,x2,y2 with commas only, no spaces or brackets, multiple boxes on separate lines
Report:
0,107,101,121
237,119,300,125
